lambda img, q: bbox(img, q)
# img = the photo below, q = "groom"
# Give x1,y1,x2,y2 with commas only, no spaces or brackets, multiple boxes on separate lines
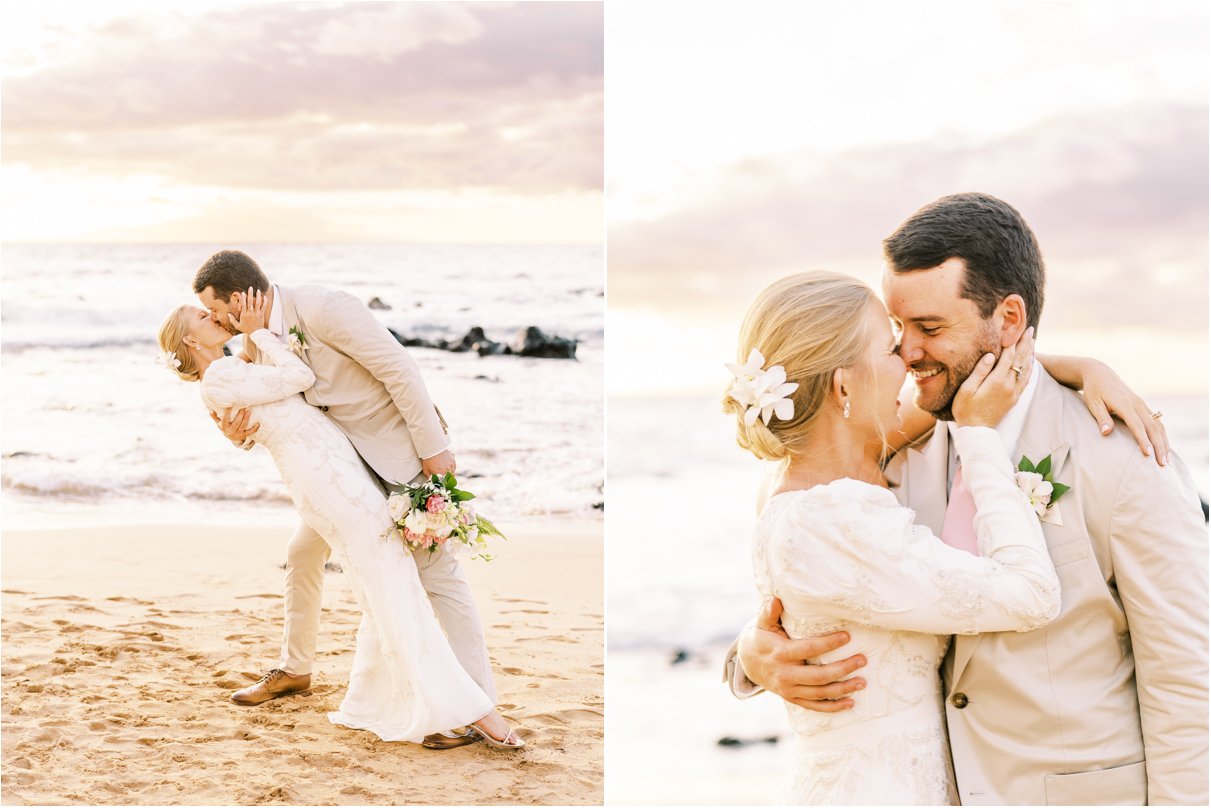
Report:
728,193,1208,804
195,250,494,749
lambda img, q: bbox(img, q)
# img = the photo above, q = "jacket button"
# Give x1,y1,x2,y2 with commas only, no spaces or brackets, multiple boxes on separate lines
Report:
319,406,329,412
951,693,969,709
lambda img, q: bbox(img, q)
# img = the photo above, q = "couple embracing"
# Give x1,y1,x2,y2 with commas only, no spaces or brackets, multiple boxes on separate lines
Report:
723,193,1207,804
157,250,523,750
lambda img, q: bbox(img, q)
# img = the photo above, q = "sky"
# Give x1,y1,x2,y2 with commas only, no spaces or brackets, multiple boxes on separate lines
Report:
1,0,604,244
606,1,1208,397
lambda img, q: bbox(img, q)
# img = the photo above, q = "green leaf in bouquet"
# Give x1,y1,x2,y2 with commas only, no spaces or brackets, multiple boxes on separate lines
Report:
476,515,506,539
1050,482,1071,502
1036,455,1052,478
453,490,475,502
444,472,457,489
1017,456,1036,473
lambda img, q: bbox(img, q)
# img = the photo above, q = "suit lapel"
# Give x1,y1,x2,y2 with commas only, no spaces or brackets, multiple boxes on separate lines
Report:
952,371,1079,685
1015,371,1084,546
275,286,311,363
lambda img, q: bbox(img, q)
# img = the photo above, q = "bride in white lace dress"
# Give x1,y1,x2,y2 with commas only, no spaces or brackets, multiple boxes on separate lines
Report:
157,292,522,748
723,272,1058,804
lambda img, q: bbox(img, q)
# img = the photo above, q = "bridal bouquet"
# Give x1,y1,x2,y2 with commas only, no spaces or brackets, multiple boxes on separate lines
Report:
384,473,505,561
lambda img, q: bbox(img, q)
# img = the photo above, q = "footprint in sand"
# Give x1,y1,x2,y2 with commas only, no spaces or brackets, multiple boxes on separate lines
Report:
501,609,549,615
526,708,605,726
495,597,548,605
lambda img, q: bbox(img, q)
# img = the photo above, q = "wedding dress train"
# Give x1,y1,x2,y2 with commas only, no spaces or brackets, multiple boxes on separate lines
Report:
201,329,493,741
750,427,1060,805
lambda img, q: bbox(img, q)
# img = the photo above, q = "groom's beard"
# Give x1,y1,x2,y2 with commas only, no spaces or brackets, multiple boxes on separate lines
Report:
914,323,1001,422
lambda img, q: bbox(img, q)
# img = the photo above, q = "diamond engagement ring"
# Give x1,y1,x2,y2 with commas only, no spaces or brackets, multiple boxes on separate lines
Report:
1151,411,1163,420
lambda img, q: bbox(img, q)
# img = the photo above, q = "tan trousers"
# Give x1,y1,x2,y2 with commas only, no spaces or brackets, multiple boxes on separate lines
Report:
277,512,498,705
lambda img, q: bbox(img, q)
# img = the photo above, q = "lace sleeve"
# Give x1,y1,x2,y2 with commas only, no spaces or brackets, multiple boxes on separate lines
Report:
770,428,1061,636
200,330,316,410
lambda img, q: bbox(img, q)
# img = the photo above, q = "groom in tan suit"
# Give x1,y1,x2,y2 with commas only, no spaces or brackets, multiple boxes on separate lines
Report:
194,250,494,748
730,194,1208,804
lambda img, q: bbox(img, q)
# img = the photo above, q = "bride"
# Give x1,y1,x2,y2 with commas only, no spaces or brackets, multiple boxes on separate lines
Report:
724,271,1146,804
157,290,523,749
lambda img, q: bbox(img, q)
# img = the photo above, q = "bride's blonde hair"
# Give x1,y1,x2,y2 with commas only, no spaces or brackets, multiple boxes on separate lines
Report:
723,271,875,461
157,305,201,382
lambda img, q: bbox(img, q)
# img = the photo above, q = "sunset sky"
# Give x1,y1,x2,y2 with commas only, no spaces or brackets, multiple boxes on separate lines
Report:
1,0,603,244
607,1,1208,396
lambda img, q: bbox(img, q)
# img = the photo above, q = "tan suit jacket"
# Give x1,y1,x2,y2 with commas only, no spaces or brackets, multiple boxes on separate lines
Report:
885,370,1207,805
244,284,450,484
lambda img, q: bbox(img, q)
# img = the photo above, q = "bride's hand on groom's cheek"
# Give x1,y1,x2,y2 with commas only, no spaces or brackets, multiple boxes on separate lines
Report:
228,289,268,334
739,597,866,712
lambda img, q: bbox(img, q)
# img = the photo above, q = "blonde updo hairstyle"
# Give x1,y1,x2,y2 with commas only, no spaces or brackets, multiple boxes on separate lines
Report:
157,305,202,382
723,271,876,461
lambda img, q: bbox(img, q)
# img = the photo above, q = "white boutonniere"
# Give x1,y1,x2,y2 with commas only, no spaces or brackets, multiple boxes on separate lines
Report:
288,326,307,356
1016,454,1070,526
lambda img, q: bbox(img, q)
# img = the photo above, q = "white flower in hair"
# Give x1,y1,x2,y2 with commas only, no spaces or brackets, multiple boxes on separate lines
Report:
160,350,182,371
725,348,799,426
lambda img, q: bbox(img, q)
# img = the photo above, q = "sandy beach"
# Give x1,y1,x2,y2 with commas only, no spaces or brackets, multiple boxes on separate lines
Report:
1,518,603,806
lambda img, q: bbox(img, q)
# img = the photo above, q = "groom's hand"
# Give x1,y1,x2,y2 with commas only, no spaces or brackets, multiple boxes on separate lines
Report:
211,407,259,446
421,449,456,478
738,597,866,712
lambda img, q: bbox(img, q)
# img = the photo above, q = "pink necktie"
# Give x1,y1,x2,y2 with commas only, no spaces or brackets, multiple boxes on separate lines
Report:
941,465,979,555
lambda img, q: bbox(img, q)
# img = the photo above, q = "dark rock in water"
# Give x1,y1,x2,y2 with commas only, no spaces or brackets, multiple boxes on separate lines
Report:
474,375,502,383
671,648,690,665
387,325,575,360
1202,497,1209,522
717,736,779,748
367,296,392,310
513,326,577,359
454,326,511,357
3,451,37,458
592,501,604,511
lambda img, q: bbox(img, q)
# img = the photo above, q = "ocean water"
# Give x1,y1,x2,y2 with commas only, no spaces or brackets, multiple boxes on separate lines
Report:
0,243,604,529
605,393,1208,804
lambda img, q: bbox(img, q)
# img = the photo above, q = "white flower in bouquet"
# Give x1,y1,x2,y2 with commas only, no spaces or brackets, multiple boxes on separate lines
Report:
387,494,410,523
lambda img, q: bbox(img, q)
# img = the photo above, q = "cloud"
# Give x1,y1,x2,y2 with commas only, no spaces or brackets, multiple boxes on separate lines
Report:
609,102,1208,337
1,1,603,193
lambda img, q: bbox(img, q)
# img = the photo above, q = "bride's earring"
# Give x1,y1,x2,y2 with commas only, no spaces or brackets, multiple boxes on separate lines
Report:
843,401,851,419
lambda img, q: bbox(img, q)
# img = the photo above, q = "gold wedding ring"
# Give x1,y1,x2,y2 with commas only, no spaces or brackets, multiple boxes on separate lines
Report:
1151,411,1163,420
1011,366,1025,377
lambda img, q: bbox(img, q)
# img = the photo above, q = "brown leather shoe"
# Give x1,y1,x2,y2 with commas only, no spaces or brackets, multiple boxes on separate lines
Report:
230,669,311,706
421,728,481,750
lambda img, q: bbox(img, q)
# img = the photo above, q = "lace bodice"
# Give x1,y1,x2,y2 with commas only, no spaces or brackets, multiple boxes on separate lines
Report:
751,426,1061,804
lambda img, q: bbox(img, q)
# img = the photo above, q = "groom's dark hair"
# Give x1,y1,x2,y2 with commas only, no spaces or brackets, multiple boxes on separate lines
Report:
193,250,270,302
882,192,1045,331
